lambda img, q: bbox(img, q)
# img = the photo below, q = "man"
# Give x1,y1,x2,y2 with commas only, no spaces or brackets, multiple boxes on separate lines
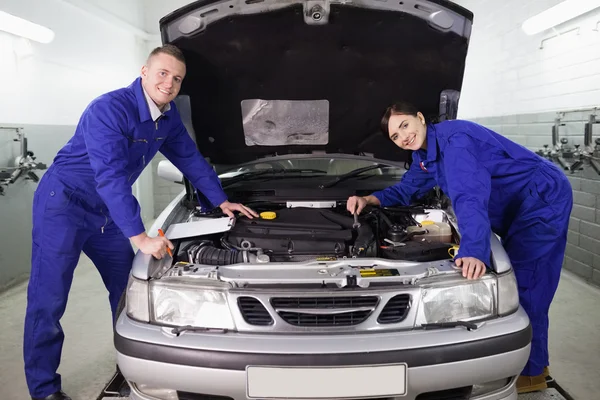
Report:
23,44,258,400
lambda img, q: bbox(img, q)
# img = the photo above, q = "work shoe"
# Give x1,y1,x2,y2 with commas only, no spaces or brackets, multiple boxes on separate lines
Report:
517,373,548,393
543,366,550,378
31,390,72,400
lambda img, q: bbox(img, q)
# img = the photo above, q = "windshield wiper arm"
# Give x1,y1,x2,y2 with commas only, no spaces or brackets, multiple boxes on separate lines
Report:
319,163,386,189
222,168,326,188
421,321,478,331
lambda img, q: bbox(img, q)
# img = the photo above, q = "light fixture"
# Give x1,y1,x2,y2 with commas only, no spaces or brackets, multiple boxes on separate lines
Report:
0,10,55,43
522,0,600,35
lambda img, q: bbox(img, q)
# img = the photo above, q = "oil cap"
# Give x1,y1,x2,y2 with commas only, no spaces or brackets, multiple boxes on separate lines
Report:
260,211,277,219
420,220,435,225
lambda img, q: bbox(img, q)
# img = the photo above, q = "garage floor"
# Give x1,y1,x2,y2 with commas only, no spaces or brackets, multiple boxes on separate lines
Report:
1,255,598,400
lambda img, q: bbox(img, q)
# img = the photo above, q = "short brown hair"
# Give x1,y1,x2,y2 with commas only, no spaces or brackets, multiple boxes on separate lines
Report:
147,44,185,64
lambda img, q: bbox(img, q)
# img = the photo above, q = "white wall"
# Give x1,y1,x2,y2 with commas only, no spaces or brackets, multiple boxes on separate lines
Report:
0,0,149,125
455,0,600,118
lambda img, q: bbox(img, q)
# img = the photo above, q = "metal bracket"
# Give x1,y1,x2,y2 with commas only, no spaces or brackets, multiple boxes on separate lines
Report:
0,127,47,195
304,0,330,25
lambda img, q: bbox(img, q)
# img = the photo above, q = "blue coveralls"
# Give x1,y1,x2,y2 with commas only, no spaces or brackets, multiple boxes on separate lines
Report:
23,77,228,398
372,120,573,377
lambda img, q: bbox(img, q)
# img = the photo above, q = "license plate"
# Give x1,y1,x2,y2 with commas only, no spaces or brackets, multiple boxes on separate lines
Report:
246,364,407,399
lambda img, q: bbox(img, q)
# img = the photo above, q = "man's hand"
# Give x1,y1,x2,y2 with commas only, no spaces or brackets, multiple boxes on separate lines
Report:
346,195,380,215
130,232,174,259
455,257,486,280
219,200,259,219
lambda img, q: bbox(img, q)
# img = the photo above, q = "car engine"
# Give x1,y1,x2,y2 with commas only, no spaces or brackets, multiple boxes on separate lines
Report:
172,205,459,267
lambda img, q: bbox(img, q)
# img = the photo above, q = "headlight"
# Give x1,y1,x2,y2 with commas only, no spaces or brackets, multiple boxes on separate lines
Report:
415,277,496,326
497,270,519,316
126,276,150,323
150,281,235,330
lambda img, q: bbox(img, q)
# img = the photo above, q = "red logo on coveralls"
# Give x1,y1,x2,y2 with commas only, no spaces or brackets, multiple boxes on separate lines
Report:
420,161,428,172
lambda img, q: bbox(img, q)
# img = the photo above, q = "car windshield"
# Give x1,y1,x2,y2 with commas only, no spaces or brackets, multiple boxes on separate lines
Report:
218,157,406,180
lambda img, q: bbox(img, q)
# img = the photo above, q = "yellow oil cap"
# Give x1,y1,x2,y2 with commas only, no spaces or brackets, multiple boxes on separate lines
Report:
260,211,277,220
420,220,435,225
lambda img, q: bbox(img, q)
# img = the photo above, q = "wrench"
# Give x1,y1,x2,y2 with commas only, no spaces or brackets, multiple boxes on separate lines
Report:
353,211,361,229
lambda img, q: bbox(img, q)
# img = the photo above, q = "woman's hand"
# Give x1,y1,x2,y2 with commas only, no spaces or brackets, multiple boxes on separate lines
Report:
455,257,486,280
346,195,380,215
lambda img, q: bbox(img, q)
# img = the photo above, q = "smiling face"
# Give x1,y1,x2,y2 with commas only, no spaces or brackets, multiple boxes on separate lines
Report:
387,112,427,151
141,52,186,110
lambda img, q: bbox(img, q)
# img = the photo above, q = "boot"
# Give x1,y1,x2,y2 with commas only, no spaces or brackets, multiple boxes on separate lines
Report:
32,390,72,400
517,373,547,393
543,366,550,378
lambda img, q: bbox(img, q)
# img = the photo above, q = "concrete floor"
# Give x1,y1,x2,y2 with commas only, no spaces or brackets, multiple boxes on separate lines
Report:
1,257,599,400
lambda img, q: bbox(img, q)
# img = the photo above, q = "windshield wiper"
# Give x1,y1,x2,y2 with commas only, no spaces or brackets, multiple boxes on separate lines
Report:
421,321,478,331
222,168,326,188
319,164,386,189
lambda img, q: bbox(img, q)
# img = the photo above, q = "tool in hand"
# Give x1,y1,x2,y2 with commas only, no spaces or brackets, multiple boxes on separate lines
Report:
352,206,361,229
158,228,173,257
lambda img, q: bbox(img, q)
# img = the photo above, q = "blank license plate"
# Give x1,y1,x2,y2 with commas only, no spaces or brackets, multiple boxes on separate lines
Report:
246,364,407,399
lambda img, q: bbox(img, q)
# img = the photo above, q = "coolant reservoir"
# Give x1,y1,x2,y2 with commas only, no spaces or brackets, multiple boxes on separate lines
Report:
407,220,452,243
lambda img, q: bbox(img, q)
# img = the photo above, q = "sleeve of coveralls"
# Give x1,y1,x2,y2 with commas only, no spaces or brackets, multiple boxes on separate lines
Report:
82,101,146,238
371,157,437,207
442,133,492,266
160,121,228,208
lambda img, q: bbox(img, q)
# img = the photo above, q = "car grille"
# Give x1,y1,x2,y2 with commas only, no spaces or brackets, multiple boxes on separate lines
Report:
378,294,411,324
237,297,273,326
270,296,379,327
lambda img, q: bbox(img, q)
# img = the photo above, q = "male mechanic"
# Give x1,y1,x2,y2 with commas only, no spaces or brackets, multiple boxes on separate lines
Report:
23,45,258,400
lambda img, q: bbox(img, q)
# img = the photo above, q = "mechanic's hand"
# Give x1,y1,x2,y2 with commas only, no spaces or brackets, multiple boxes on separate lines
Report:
455,257,486,280
219,200,259,219
346,195,380,215
131,233,174,259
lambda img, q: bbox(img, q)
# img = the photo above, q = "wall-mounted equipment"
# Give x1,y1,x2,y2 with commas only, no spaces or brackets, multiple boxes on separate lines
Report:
582,112,600,175
0,127,47,196
522,0,600,35
537,113,583,172
0,10,55,44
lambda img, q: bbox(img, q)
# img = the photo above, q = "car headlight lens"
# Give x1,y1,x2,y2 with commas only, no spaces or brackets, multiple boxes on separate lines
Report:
150,282,235,330
497,270,519,316
126,276,150,323
416,277,496,326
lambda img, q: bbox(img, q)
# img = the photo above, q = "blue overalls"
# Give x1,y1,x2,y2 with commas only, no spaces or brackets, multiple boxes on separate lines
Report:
373,120,573,377
23,77,228,398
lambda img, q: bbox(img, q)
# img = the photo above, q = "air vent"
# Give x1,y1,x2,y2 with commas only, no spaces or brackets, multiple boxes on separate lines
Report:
271,296,378,309
237,297,273,326
378,294,411,324
271,296,378,327
278,310,371,326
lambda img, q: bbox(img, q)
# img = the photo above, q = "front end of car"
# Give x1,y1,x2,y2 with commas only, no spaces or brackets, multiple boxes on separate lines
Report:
115,0,531,399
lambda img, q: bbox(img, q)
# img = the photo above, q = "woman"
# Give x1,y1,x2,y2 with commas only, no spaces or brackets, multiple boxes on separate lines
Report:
347,101,573,393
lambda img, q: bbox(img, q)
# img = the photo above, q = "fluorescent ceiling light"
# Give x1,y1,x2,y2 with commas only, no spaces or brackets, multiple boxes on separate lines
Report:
0,10,55,43
522,0,600,35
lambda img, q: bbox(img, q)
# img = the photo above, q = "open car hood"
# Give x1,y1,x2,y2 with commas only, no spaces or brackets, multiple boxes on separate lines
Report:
159,0,473,165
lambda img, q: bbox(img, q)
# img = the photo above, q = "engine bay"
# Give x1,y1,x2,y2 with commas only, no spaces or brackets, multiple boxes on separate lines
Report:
169,204,460,268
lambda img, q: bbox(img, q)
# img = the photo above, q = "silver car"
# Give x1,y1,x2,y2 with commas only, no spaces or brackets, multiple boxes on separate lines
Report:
114,1,531,399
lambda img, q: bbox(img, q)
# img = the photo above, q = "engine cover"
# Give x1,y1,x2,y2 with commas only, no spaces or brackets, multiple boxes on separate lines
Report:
226,208,353,259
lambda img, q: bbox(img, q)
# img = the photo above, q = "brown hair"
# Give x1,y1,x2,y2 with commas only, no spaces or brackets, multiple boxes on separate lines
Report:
380,101,420,136
147,44,185,64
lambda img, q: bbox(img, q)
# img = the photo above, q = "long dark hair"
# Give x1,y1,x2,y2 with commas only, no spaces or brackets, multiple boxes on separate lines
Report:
380,101,420,137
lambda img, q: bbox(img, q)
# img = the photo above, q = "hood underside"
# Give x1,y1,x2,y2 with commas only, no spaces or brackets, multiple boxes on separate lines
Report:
160,0,473,165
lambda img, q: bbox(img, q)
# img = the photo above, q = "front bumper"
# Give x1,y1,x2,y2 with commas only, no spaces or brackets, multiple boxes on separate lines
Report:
115,307,531,400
